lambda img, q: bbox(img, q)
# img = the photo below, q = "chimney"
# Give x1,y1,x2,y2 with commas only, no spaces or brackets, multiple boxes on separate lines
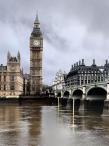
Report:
79,61,81,66
106,59,108,65
82,59,85,65
74,64,75,68
93,59,95,65
77,62,78,66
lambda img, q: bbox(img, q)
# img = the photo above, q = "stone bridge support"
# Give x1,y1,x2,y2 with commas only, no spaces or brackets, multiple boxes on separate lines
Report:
107,83,109,100
54,91,57,97
61,90,64,97
82,86,86,100
69,89,72,98
54,82,108,101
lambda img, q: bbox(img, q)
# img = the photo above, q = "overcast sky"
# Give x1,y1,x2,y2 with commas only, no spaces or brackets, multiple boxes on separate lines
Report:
0,0,109,85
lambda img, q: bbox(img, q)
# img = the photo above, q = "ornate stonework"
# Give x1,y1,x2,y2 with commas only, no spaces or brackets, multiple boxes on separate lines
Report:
0,51,23,97
30,14,43,95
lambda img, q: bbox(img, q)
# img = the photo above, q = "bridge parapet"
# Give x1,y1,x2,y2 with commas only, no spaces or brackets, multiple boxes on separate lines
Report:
55,80,108,100
54,77,109,101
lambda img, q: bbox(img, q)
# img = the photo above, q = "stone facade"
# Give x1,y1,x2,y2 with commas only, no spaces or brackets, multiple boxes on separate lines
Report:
65,59,109,87
30,14,43,95
23,74,30,96
0,51,23,97
0,15,43,97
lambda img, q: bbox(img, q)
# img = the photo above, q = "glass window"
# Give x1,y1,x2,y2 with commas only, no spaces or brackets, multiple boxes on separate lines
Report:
4,76,6,81
10,76,14,81
32,86,35,91
4,85,6,90
10,85,15,90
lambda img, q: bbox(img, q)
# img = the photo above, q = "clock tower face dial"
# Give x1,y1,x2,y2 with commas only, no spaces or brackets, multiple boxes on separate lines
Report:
33,40,40,47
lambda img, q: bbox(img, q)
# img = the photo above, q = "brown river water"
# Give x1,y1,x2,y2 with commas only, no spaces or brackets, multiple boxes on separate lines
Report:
0,101,109,146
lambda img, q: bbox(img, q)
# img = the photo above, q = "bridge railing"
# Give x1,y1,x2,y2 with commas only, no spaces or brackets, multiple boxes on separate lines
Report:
65,79,108,90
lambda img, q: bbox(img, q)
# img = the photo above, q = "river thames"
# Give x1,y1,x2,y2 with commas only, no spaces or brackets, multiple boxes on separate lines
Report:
0,101,109,146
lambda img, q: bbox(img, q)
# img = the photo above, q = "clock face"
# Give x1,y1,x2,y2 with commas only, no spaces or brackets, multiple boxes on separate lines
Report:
33,40,40,47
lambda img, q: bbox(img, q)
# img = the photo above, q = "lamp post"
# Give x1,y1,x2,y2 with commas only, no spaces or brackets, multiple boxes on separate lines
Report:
73,96,75,126
71,88,76,127
58,96,60,111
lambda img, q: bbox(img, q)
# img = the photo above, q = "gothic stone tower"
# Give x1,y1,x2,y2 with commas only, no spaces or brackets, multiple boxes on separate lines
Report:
30,15,43,95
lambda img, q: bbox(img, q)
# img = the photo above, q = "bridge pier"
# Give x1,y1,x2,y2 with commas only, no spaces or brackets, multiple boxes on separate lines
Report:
82,86,86,100
54,91,57,98
107,83,109,101
66,97,81,111
61,90,64,98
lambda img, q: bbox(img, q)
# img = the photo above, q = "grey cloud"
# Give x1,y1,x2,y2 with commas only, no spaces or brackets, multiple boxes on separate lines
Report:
43,27,69,52
0,0,109,85
66,0,109,36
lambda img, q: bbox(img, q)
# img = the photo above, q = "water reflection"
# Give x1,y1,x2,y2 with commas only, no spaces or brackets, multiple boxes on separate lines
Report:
0,105,42,146
0,102,109,146
84,100,104,114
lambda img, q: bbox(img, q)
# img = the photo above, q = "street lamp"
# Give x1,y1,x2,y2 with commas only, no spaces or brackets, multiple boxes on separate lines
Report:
72,96,75,127
58,96,60,111
71,89,76,128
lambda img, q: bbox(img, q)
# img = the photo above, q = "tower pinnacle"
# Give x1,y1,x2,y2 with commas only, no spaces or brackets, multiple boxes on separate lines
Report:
7,50,11,62
34,12,40,28
17,51,21,64
35,12,39,24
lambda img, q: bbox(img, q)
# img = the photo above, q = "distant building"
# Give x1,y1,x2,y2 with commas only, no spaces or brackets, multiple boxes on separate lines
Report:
0,51,23,97
52,70,66,92
65,59,109,87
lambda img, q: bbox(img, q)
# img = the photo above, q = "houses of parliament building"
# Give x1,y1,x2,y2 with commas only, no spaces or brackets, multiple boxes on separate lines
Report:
0,15,43,97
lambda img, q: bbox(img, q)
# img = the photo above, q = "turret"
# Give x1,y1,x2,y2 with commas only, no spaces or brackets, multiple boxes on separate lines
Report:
79,60,81,66
31,13,42,38
34,13,40,28
92,59,96,66
7,51,11,62
76,62,78,66
17,51,21,64
105,59,108,65
82,59,85,66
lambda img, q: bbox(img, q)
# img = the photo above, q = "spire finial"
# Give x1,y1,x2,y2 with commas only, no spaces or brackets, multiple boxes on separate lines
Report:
35,11,39,24
17,50,20,57
7,50,11,58
7,50,11,61
17,50,21,63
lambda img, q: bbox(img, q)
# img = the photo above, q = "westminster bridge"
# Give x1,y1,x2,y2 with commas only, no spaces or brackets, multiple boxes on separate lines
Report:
52,79,109,111
55,81,109,100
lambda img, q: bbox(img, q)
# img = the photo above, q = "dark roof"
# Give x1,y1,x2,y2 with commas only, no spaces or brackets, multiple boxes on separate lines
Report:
9,57,18,62
67,65,103,78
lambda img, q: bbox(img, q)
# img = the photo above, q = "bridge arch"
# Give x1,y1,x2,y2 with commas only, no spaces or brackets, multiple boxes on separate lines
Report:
57,92,61,97
87,87,107,100
72,89,83,99
63,91,70,98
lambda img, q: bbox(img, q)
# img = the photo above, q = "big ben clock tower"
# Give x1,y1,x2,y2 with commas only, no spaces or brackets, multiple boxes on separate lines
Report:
30,14,43,95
